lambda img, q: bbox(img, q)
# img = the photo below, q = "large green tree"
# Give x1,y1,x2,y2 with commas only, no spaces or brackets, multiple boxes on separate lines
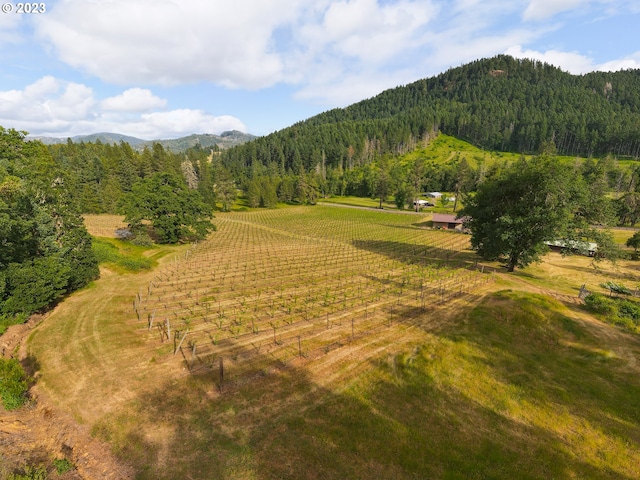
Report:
461,156,617,272
0,127,98,319
119,172,215,243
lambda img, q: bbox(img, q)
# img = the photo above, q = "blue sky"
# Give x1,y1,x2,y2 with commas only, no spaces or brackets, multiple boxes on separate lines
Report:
0,0,639,139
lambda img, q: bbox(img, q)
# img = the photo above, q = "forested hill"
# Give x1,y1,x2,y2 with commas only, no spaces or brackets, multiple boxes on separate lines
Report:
223,55,640,173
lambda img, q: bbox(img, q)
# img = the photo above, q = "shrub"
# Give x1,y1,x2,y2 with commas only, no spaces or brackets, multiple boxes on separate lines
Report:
584,293,640,331
7,465,47,480
53,458,74,475
91,239,120,263
117,257,152,272
600,281,632,296
584,293,617,316
130,231,153,247
115,228,133,240
0,358,29,409
1,257,71,315
617,300,640,324
0,312,28,335
612,316,637,330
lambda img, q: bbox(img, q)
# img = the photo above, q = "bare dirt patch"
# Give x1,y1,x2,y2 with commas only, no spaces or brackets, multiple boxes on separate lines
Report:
0,386,135,479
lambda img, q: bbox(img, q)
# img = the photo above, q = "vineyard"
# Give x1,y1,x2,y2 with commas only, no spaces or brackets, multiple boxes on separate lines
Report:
25,206,640,480
131,205,494,387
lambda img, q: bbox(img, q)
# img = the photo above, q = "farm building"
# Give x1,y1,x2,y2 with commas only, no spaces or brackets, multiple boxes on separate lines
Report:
425,192,456,202
413,199,434,208
432,213,468,231
544,240,598,257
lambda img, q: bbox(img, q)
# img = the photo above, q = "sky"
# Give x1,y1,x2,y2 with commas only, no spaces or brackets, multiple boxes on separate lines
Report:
0,0,639,140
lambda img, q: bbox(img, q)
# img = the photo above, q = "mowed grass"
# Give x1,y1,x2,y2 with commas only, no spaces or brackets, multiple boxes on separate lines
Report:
27,206,640,479
511,250,640,298
318,195,399,210
91,291,640,479
83,214,127,238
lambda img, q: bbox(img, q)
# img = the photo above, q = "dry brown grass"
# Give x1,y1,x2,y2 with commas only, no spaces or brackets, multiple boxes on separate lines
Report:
512,251,640,298
83,214,127,238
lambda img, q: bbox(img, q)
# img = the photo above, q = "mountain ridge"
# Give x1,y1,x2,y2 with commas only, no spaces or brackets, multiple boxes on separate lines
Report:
29,130,257,152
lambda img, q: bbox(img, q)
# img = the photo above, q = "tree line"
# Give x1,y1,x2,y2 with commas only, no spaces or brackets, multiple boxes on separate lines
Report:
0,128,98,328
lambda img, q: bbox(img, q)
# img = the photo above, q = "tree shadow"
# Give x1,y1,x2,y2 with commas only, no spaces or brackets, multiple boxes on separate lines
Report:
99,328,640,480
436,291,640,470
352,239,477,267
21,354,41,384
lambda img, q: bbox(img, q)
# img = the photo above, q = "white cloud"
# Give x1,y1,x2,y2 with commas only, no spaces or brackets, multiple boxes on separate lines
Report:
35,0,302,89
0,76,95,124
291,0,540,105
294,67,414,106
34,0,441,96
101,88,167,112
0,77,246,139
523,0,588,21
505,45,640,73
598,53,640,71
8,0,637,124
298,0,437,64
132,110,247,139
0,7,22,45
505,45,595,73
522,0,640,21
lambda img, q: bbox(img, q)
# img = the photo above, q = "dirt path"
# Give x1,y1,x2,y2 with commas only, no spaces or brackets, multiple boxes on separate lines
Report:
0,386,135,479
1,313,49,359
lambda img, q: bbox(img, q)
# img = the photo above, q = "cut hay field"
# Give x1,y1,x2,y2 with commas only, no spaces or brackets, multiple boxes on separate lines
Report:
26,206,640,479
83,214,128,238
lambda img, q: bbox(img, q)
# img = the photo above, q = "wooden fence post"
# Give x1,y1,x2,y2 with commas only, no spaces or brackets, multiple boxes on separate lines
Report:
219,357,224,392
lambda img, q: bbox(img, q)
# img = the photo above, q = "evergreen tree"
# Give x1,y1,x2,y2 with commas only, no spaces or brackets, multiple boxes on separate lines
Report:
0,127,98,318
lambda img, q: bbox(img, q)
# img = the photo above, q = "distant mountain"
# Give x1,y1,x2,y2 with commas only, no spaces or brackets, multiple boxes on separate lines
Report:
29,130,256,152
223,55,640,173
152,131,256,151
32,132,147,147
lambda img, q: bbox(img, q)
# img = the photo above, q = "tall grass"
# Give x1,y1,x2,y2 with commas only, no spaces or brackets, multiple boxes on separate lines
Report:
92,237,155,273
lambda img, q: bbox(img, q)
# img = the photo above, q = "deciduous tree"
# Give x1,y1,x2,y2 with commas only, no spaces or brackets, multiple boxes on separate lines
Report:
120,172,214,243
462,156,617,272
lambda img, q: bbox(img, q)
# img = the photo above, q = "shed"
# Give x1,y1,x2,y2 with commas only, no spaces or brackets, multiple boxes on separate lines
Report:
544,240,598,257
413,199,434,208
432,213,468,231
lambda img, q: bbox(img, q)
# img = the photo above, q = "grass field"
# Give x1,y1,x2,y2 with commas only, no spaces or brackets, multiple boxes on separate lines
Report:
27,206,640,479
83,214,128,238
319,195,398,209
